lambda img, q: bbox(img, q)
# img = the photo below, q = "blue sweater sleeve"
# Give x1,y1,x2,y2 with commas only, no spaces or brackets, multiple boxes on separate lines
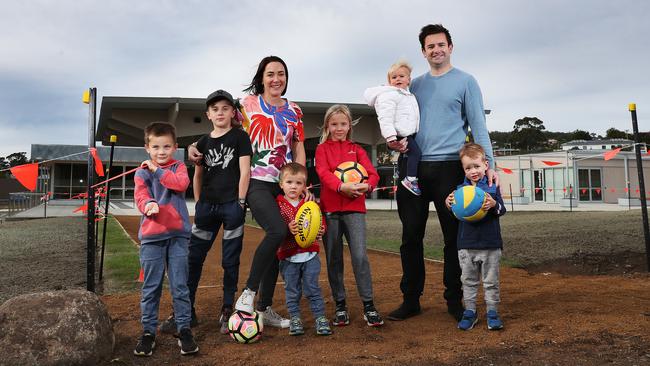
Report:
464,76,495,169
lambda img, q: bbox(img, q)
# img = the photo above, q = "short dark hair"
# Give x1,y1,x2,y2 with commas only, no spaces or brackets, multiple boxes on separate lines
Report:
279,162,307,183
144,122,176,144
243,56,288,96
419,24,453,50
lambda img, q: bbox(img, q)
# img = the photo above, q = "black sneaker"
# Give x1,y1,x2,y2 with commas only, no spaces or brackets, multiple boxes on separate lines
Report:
219,306,233,335
160,313,198,334
133,332,155,357
387,302,421,321
363,307,384,327
177,327,199,355
332,307,350,326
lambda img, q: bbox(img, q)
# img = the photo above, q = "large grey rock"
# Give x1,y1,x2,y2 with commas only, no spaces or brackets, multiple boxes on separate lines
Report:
0,289,114,366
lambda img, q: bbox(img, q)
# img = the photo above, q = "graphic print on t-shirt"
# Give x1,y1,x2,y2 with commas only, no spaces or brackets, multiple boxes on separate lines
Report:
204,144,235,171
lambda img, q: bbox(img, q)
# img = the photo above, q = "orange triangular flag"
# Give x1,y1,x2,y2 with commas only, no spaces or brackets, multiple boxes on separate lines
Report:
137,268,144,282
603,148,621,161
89,148,105,177
73,203,88,213
541,160,561,166
500,167,513,174
10,163,38,191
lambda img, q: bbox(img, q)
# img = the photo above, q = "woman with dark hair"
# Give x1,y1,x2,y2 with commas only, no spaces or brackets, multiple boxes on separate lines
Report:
188,56,310,328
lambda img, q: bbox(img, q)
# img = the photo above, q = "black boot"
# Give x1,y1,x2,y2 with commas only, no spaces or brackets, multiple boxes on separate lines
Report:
447,303,465,322
387,299,421,321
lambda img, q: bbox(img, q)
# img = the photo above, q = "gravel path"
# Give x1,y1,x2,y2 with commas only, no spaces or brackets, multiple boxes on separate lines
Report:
0,217,86,304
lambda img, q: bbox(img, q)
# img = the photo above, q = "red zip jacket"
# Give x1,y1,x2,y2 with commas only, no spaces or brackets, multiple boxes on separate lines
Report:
276,195,325,260
315,139,379,213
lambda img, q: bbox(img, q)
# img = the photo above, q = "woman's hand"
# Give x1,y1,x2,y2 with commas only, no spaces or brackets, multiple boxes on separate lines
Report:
483,193,496,211
288,220,299,235
188,144,203,165
445,192,455,210
302,187,315,202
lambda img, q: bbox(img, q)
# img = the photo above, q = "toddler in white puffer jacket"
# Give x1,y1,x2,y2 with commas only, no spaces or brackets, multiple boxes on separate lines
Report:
364,60,421,195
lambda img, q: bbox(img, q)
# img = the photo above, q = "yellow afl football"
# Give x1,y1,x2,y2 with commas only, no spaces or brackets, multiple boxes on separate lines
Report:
294,201,322,248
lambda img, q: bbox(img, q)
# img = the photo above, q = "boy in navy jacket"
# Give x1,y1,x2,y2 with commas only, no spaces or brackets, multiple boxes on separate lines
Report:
445,143,506,331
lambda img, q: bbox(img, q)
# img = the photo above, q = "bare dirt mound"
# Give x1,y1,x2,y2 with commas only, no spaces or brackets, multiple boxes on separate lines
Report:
102,216,650,366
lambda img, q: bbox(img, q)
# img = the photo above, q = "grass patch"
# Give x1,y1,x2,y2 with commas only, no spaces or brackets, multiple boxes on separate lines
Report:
102,216,141,293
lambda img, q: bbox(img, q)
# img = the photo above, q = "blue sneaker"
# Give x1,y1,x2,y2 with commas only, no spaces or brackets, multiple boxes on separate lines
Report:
487,310,503,330
457,309,478,331
401,177,422,196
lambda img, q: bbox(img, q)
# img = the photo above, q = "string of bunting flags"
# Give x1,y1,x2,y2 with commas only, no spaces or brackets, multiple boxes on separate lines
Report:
3,142,648,218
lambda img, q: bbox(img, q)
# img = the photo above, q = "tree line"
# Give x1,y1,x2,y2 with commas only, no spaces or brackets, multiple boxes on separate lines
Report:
488,117,650,153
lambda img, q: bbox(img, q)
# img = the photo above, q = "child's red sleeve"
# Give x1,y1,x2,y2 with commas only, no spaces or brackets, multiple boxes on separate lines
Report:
159,162,190,192
134,173,155,214
315,145,342,192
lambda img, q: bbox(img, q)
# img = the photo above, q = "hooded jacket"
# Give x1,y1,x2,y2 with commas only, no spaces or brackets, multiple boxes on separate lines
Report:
315,139,379,213
363,85,420,141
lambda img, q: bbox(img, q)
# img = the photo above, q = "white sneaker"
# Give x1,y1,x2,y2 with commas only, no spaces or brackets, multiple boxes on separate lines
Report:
260,306,290,328
234,288,256,314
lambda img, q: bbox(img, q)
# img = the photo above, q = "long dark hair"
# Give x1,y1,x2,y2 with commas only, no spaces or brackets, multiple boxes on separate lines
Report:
243,56,289,96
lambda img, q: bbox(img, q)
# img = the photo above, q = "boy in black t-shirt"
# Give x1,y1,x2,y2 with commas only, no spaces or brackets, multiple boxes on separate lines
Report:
160,90,252,335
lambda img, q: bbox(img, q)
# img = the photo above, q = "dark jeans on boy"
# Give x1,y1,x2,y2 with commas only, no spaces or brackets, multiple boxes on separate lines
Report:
187,199,245,311
395,159,465,314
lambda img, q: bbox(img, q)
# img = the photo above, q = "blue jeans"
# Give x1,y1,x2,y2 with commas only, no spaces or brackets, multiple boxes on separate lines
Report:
187,200,245,310
280,255,326,318
140,237,191,334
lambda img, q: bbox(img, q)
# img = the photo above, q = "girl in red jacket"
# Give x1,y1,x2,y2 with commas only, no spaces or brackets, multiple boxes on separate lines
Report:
315,104,384,327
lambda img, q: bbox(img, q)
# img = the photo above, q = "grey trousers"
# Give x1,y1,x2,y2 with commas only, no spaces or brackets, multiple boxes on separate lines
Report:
458,249,501,312
323,212,374,303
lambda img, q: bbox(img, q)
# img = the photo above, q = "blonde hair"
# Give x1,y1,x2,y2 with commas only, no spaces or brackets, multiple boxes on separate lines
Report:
459,143,487,161
319,104,354,143
387,59,413,84
279,162,307,183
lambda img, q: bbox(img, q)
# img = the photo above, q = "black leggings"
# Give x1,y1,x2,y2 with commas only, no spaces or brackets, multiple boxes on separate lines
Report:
245,179,287,308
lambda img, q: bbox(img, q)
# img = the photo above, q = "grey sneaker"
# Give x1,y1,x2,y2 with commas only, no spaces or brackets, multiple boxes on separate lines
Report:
332,308,350,326
289,316,304,336
234,288,256,314
260,306,290,328
315,315,332,336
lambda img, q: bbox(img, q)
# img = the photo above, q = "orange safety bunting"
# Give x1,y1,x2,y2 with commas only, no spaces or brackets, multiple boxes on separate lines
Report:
138,268,144,282
89,148,105,177
603,148,622,161
9,163,39,191
541,161,562,166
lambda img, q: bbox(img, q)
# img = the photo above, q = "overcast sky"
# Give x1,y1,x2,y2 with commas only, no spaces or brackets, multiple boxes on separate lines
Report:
1,0,648,158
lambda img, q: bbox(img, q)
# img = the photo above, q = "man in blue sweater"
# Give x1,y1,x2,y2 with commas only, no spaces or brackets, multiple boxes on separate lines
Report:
387,24,499,322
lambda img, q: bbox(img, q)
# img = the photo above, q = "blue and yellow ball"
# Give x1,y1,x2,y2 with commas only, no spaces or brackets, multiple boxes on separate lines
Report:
451,185,488,223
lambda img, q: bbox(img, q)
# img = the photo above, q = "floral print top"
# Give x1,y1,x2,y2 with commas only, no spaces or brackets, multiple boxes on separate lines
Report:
240,94,304,182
